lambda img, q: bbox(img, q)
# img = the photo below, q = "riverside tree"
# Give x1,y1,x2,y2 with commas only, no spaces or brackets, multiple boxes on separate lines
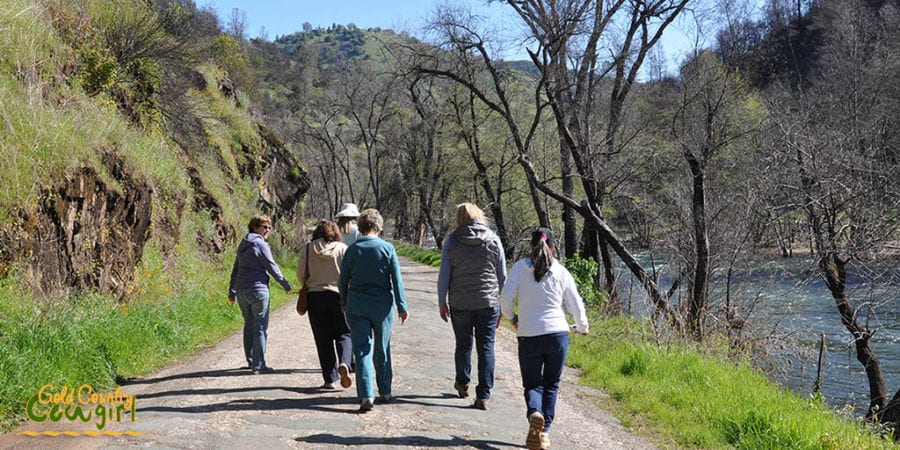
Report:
763,0,900,429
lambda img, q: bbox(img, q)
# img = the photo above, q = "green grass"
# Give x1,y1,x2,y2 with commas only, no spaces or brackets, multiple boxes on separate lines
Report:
568,316,897,449
0,234,297,432
392,240,442,267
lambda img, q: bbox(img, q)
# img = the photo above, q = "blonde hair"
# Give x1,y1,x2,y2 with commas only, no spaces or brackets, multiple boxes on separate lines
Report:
337,216,355,234
357,209,384,234
454,202,486,229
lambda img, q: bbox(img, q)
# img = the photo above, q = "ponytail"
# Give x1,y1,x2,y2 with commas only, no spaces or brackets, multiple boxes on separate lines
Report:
530,227,555,282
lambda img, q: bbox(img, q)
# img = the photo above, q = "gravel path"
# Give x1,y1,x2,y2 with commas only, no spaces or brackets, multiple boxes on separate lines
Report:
2,257,655,449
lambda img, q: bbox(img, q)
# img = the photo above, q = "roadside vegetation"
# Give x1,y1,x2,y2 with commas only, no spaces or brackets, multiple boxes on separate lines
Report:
395,243,897,448
0,236,297,431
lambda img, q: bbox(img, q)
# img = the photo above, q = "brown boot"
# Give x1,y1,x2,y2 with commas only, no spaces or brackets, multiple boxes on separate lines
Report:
453,382,469,398
525,411,545,450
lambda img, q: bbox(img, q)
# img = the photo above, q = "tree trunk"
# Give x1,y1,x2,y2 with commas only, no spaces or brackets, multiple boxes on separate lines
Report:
561,137,578,258
880,389,900,440
687,154,709,340
820,255,887,418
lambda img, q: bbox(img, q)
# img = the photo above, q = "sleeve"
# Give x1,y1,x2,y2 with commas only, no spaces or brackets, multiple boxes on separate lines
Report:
389,245,408,313
228,257,239,300
562,269,589,334
500,260,521,319
495,237,507,291
338,249,351,307
296,243,307,286
261,241,291,292
436,238,452,309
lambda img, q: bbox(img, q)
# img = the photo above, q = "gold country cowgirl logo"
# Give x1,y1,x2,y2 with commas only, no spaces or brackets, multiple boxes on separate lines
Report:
19,384,144,437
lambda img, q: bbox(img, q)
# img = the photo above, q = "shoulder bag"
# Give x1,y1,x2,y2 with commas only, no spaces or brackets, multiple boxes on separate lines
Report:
296,243,310,316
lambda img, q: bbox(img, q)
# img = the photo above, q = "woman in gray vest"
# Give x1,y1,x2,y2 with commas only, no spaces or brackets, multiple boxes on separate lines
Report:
437,203,507,410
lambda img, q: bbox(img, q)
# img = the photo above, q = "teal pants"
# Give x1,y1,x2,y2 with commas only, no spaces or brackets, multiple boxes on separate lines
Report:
346,302,395,399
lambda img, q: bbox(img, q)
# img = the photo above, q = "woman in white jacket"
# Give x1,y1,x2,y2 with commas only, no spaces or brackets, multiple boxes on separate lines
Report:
500,227,589,450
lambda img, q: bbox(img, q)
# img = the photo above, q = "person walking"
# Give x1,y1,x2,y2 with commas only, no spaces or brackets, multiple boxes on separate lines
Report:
335,203,362,247
298,220,353,390
338,209,409,412
437,203,506,410
500,227,589,450
228,215,292,375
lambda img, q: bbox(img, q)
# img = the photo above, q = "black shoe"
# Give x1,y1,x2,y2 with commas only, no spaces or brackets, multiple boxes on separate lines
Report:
253,366,275,375
375,395,392,404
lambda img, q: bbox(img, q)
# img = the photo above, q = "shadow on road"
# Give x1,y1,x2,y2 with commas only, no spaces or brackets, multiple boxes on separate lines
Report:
139,395,358,415
295,433,514,449
119,367,319,385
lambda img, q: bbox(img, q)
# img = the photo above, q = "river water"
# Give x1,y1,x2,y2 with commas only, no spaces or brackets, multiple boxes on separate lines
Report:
615,253,899,415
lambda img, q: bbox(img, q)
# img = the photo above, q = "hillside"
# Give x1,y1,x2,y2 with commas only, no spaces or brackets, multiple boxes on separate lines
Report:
0,0,309,429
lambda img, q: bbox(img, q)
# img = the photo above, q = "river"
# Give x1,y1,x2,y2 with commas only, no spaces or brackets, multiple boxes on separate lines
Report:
616,253,900,415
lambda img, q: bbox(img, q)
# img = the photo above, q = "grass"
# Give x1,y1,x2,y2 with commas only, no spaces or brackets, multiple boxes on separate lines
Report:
0,233,298,432
567,316,897,449
392,240,442,267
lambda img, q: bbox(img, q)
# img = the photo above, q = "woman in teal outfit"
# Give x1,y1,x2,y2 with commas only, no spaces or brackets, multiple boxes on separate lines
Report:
338,208,409,412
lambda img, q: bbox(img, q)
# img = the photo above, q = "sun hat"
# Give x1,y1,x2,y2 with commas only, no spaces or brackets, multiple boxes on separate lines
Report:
335,203,361,218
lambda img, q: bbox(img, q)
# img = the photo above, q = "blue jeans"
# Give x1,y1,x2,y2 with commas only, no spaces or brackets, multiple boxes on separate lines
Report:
346,302,395,399
517,332,569,432
450,306,499,400
237,289,270,370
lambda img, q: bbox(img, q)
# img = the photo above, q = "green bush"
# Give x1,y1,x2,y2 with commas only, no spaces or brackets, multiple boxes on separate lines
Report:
564,254,606,308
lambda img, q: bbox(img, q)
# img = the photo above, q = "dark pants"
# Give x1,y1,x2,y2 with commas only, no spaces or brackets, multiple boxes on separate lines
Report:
450,306,499,400
307,290,352,384
517,332,569,432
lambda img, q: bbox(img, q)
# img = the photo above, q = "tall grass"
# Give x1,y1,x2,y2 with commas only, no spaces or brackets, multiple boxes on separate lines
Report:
567,316,896,448
0,220,297,432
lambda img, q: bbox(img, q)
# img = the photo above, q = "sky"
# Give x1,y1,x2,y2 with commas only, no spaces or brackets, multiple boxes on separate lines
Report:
204,0,512,40
203,0,701,71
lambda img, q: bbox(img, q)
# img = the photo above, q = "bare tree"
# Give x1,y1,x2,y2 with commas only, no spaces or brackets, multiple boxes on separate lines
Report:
226,8,247,41
415,1,692,326
447,86,519,256
671,50,762,338
765,1,900,422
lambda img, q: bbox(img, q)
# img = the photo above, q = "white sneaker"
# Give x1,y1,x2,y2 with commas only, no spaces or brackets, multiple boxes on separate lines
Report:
359,397,374,412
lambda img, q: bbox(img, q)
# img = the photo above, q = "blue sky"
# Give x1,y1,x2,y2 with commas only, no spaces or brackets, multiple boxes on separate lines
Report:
203,0,700,71
204,0,511,39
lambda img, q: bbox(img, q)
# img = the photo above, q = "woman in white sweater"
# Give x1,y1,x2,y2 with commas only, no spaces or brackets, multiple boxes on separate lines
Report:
500,227,589,450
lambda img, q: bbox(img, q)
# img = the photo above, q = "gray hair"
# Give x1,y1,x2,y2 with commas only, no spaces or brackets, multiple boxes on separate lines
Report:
357,209,384,234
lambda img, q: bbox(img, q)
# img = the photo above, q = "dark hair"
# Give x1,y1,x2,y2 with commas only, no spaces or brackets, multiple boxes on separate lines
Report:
530,227,555,282
357,209,384,234
312,219,342,243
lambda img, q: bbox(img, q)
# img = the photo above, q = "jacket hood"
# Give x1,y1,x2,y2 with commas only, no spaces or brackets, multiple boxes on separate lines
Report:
452,220,495,246
312,239,344,259
238,233,264,252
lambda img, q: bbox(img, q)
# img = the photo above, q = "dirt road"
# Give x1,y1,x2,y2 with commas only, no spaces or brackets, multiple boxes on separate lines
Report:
2,257,654,449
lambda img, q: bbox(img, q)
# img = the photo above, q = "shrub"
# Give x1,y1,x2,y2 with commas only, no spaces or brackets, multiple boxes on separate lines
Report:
564,254,606,308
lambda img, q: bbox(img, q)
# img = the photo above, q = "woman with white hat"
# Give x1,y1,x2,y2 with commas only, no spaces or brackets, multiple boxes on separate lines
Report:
335,203,361,247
